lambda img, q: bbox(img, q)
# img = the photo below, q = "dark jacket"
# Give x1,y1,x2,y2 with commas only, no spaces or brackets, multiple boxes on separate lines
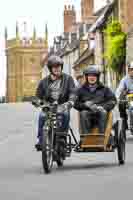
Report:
74,83,117,112
36,73,75,104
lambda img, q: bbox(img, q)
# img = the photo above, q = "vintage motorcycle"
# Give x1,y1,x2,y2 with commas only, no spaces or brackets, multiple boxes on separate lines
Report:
32,99,126,174
126,93,133,134
119,93,133,135
32,100,77,174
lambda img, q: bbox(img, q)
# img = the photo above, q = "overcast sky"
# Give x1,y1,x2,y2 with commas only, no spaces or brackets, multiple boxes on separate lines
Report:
0,0,107,96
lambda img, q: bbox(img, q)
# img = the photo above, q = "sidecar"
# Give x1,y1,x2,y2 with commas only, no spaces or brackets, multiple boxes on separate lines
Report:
73,111,126,165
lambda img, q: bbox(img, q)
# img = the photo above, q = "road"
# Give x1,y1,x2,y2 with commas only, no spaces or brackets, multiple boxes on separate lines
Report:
0,103,133,200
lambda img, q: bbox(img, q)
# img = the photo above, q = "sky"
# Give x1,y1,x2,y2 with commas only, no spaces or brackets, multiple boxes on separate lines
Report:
0,0,107,96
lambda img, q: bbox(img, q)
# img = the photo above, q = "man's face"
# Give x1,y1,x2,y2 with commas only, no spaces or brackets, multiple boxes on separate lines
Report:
87,74,97,84
51,65,62,78
128,68,133,78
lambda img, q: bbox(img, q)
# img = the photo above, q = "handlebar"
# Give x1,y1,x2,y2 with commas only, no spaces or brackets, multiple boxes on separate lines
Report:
31,99,58,112
118,99,128,103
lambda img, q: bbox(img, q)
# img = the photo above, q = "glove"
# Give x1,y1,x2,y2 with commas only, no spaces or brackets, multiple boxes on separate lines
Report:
31,99,40,107
58,102,73,112
63,101,73,111
83,101,93,109
31,98,44,108
90,104,98,112
97,106,107,113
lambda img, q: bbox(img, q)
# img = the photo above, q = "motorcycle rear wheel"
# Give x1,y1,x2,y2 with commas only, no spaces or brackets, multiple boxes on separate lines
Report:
117,120,126,165
56,156,64,167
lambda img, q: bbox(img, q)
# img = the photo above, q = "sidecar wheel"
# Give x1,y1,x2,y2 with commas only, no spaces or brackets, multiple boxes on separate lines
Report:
117,120,126,165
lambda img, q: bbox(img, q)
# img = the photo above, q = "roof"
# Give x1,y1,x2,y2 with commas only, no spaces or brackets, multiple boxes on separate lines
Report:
89,2,115,33
94,5,108,17
52,21,92,56
73,48,94,68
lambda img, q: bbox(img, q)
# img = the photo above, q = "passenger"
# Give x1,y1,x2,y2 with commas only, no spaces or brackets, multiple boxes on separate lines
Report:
74,65,117,135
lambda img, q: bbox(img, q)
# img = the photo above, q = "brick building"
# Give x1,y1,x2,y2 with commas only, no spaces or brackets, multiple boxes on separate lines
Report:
64,5,76,33
118,0,133,64
81,0,96,24
117,0,133,32
127,25,133,64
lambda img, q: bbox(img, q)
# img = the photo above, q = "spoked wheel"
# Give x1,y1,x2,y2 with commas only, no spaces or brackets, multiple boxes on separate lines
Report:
42,128,53,174
117,120,126,165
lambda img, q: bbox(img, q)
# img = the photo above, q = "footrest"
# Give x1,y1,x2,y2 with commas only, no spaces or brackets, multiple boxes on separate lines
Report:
80,134,105,148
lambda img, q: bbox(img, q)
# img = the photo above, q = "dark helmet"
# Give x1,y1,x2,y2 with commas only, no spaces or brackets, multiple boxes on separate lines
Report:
83,65,101,76
128,61,133,69
47,55,64,72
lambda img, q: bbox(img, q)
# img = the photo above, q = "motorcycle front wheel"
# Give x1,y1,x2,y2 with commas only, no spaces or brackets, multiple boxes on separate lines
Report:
42,128,53,174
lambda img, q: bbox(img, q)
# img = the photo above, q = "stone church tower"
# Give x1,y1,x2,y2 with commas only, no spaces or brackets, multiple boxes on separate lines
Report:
81,0,95,24
5,24,48,102
64,5,76,33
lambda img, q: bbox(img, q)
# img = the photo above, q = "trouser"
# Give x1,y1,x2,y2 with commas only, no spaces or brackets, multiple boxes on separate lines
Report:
119,102,128,129
129,105,133,129
80,110,107,135
37,111,70,143
119,102,127,119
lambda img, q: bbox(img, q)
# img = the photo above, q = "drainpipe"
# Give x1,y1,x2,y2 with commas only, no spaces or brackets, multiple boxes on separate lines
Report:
101,29,106,84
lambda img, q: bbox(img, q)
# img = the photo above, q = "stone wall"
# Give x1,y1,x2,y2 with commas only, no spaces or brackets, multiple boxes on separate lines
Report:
127,26,133,63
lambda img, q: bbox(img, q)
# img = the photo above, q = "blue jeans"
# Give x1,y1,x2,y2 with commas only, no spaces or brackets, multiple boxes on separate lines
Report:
37,111,70,143
80,110,107,135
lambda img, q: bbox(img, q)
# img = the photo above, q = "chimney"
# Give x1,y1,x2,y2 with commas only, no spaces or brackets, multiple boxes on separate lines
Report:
64,4,76,33
76,27,80,40
89,32,96,50
68,32,72,44
83,23,87,35
81,0,94,23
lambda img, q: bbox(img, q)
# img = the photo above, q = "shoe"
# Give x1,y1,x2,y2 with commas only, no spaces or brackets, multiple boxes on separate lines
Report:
107,135,116,148
35,143,42,151
73,141,83,152
35,138,42,151
125,120,128,130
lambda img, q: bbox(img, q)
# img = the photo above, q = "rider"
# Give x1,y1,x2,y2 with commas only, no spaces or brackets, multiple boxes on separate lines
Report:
116,61,133,130
34,55,76,150
74,65,117,135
